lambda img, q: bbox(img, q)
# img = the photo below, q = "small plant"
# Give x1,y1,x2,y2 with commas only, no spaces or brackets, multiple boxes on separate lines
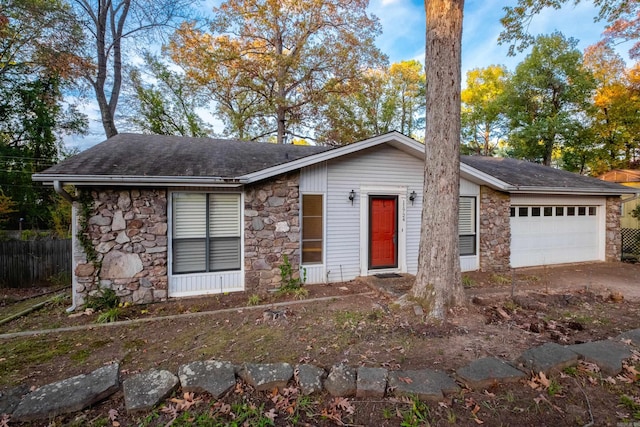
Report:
620,394,640,420
48,271,71,287
491,274,510,285
248,294,261,306
563,366,578,377
400,395,432,427
462,275,474,288
86,288,119,311
96,307,121,323
277,254,307,297
547,378,562,396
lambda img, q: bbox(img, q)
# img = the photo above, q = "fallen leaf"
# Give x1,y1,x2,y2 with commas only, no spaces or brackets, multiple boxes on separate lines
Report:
398,376,413,384
473,417,485,424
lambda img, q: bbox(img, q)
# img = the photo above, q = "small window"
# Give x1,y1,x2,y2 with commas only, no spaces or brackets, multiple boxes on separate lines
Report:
567,207,575,216
459,197,476,256
588,206,596,216
518,207,528,217
510,207,515,217
531,207,541,217
556,207,564,216
302,194,323,264
543,207,553,216
578,207,586,216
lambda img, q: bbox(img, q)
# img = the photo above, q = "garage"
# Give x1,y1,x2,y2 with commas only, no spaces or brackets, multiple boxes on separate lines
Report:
510,196,606,268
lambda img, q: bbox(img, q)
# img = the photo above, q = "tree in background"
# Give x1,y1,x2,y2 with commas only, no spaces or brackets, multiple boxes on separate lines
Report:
315,61,425,145
69,0,199,138
168,0,386,144
583,42,640,174
461,65,509,156
0,0,88,230
502,33,596,166
124,52,210,137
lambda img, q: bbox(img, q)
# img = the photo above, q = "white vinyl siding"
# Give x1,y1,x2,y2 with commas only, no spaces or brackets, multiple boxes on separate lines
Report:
326,145,422,282
300,163,328,283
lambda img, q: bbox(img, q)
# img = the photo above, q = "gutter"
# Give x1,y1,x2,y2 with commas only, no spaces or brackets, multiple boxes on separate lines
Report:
53,180,75,203
34,174,246,187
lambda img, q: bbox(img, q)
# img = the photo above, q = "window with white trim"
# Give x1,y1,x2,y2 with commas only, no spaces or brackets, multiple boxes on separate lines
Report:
172,192,241,274
459,196,476,256
301,194,323,264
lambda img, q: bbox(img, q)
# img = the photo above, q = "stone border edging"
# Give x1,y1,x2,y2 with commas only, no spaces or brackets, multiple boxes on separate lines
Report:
4,328,640,422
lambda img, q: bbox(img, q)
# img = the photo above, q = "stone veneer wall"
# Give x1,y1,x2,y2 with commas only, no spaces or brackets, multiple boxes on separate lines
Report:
479,186,511,272
244,172,300,294
605,196,622,261
73,189,168,306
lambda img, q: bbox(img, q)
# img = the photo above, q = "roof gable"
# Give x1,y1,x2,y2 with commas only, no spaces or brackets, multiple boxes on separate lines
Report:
599,169,640,183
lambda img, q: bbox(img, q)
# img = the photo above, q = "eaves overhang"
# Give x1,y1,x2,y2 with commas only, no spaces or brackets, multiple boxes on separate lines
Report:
32,174,245,187
460,163,638,196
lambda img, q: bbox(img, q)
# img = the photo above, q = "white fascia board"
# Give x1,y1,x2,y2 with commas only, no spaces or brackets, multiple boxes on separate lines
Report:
460,163,513,191
241,132,424,183
508,187,638,196
32,174,245,187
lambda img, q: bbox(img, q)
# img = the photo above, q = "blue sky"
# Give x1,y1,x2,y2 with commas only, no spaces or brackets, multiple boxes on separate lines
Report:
69,0,631,151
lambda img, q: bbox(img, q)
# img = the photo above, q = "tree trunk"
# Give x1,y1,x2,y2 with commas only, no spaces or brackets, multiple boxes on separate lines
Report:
410,0,466,319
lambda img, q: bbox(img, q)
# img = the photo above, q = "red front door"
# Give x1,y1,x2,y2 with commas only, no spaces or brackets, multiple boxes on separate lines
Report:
370,197,397,268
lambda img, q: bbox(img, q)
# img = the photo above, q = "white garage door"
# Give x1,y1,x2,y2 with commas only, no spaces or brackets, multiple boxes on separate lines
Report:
510,198,605,268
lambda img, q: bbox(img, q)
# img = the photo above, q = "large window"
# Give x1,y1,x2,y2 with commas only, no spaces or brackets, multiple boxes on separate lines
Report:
301,194,323,264
172,193,241,274
459,196,476,256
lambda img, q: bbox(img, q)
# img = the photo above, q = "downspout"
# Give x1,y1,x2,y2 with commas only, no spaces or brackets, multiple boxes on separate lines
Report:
53,181,78,313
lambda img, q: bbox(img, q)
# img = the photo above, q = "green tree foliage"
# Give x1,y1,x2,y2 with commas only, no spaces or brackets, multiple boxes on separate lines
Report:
502,33,596,166
500,0,640,57
0,0,88,230
315,61,425,145
124,52,210,137
461,65,509,156
168,0,387,144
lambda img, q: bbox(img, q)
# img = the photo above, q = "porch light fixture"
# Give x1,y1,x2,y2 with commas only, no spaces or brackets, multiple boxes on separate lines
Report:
348,189,356,205
409,190,417,205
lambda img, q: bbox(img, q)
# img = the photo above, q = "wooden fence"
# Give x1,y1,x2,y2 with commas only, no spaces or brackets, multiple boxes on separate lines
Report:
0,239,71,288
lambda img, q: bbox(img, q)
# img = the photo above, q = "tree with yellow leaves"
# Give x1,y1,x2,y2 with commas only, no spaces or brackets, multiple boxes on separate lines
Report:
167,0,386,144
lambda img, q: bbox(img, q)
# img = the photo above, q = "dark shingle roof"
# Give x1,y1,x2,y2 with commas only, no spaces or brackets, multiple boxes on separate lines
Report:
461,155,632,192
42,133,332,178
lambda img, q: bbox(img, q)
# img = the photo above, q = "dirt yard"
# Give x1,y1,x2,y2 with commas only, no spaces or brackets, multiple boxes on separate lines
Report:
1,261,640,426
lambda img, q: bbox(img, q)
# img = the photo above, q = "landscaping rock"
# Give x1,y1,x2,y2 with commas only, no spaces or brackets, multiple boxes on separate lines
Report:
618,329,640,347
324,364,357,397
569,340,633,376
0,384,29,416
388,369,458,401
356,367,387,398
239,363,293,391
12,363,120,422
456,357,526,389
123,369,178,413
178,360,236,398
518,342,579,374
295,364,325,395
